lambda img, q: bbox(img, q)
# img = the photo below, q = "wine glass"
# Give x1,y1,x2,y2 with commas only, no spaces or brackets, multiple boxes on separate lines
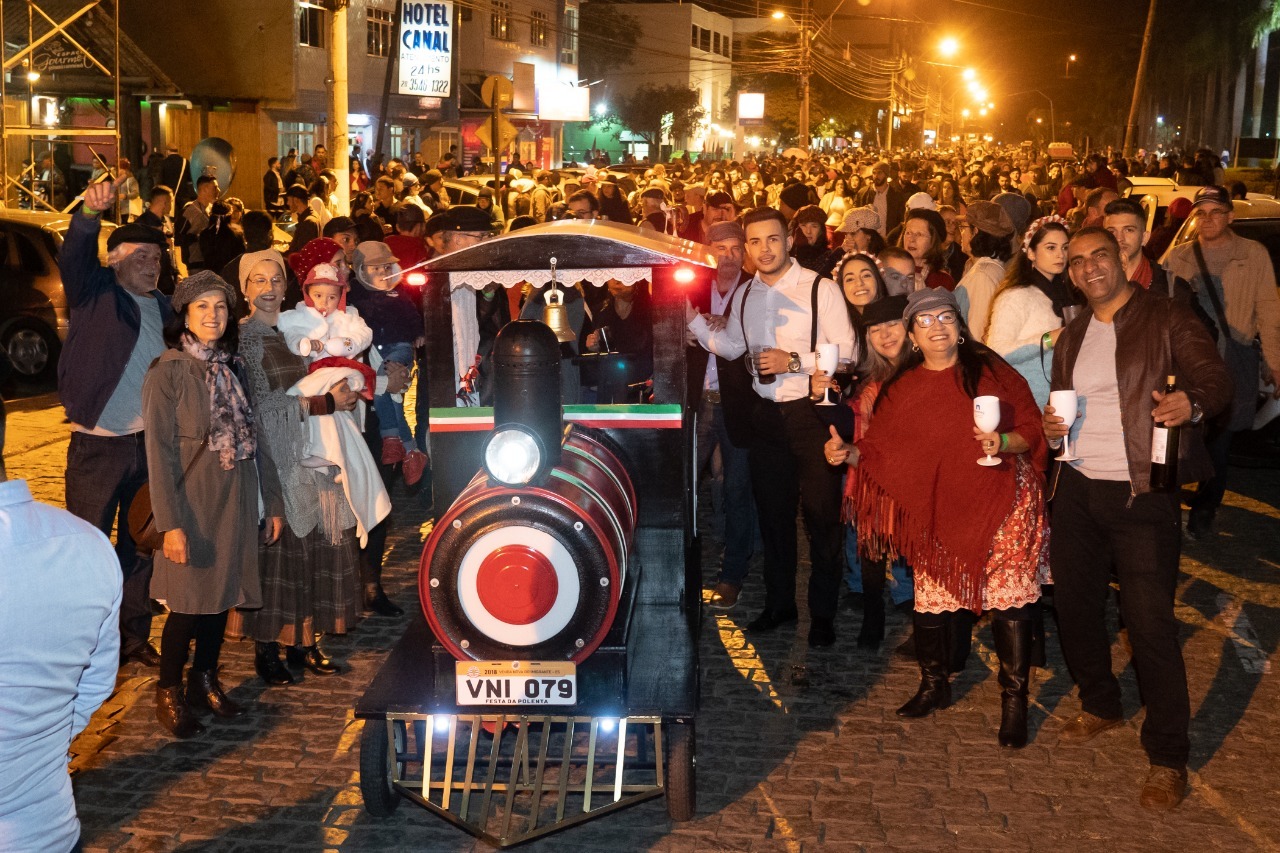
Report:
1048,389,1079,461
815,343,839,406
974,395,1002,466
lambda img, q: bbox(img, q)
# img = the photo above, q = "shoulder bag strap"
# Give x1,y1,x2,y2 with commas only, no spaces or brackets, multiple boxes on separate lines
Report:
810,274,821,351
1192,241,1232,337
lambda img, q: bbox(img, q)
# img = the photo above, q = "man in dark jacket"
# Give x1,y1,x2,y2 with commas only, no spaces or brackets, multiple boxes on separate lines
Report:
1043,227,1230,812
855,161,908,238
58,180,174,667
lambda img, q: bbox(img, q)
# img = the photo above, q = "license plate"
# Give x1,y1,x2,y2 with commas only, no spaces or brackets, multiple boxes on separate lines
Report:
455,661,577,706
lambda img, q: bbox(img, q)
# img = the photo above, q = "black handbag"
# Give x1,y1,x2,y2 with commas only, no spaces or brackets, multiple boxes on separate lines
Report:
1192,243,1261,431
127,431,207,554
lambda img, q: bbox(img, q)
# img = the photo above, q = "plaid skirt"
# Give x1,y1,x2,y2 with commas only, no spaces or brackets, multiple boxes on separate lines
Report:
226,524,362,645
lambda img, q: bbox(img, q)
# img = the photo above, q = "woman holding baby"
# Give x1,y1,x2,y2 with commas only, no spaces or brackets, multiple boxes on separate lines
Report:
225,240,397,685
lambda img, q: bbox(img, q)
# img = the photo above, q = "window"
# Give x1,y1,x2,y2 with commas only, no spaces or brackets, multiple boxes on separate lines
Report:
367,7,392,57
530,10,548,47
560,7,578,64
691,25,698,48
721,33,731,58
389,125,419,161
698,28,710,52
299,2,325,48
490,0,512,41
277,122,320,162
713,32,720,55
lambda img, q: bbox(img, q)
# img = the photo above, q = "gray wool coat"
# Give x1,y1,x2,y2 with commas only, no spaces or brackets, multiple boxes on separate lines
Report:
142,349,262,614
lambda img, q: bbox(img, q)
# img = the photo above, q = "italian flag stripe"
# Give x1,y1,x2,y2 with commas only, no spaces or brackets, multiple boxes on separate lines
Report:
429,405,682,432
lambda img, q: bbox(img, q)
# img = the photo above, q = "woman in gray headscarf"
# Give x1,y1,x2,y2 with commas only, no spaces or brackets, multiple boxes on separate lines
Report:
225,247,365,685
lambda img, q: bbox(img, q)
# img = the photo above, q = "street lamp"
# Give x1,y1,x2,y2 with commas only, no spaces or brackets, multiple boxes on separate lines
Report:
1065,53,1077,77
938,37,959,59
771,0,855,147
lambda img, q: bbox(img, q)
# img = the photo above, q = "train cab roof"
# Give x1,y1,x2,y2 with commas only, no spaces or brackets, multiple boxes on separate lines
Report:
419,220,717,291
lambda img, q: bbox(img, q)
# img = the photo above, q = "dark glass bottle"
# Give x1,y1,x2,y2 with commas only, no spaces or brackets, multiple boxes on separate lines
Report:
1150,375,1179,492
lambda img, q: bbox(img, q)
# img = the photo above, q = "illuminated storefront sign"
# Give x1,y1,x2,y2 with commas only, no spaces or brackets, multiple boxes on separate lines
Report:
398,1,453,97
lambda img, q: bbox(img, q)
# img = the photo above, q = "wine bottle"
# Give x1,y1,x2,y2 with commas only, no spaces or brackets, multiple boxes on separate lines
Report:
1150,375,1179,492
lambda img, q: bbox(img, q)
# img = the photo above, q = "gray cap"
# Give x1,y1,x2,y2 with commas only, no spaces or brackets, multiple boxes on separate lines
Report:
705,221,745,244
172,269,237,312
904,286,960,328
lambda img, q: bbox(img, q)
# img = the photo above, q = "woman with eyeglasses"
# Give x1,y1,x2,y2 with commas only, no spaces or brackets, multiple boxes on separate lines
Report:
226,246,375,687
984,215,1076,408
898,209,955,291
825,287,1048,748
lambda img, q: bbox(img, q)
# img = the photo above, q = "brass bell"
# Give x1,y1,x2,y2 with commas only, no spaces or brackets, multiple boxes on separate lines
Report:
540,257,576,344
541,287,576,343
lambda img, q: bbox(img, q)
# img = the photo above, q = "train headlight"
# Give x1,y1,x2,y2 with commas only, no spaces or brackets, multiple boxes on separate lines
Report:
483,427,543,486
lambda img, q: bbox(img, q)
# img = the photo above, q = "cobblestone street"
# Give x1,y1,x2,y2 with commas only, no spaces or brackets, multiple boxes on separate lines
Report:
5,394,1280,852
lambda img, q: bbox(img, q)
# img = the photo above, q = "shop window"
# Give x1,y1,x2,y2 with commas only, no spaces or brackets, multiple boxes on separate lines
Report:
367,7,393,57
278,122,320,160
490,0,512,41
299,2,325,48
530,10,548,47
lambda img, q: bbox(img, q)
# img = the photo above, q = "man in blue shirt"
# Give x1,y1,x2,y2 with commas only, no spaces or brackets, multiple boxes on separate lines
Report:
59,180,172,666
0,474,122,853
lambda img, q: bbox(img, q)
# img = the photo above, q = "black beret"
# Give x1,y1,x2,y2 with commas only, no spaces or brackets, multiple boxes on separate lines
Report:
106,221,168,250
436,205,492,233
860,294,908,327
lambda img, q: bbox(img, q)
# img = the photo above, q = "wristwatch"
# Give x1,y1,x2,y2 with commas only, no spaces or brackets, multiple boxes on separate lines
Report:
787,351,802,373
1189,399,1204,424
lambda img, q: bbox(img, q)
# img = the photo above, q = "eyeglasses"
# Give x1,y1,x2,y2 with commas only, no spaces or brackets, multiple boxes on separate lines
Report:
249,276,284,287
912,310,958,328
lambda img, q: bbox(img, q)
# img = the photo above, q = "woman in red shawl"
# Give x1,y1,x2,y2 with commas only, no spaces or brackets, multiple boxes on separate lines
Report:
824,287,1049,748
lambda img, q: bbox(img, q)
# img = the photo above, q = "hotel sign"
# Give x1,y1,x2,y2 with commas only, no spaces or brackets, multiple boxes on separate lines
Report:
398,1,453,97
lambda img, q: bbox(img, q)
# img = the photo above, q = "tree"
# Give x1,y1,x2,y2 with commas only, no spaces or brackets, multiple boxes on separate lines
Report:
578,2,640,84
610,84,705,148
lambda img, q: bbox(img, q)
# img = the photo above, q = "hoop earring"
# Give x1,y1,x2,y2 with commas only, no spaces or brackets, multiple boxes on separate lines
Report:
911,342,920,352
958,335,965,344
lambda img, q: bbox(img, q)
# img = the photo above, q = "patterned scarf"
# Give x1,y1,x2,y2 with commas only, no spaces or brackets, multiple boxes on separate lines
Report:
182,334,256,470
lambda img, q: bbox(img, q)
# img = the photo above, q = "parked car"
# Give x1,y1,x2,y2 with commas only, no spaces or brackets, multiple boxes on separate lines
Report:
0,210,115,383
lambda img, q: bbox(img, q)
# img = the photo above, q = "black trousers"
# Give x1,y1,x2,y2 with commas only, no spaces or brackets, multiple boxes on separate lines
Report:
748,398,844,621
1050,464,1189,768
64,431,154,655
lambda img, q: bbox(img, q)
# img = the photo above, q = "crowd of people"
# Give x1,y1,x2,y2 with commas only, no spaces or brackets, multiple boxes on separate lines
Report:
4,138,1278,851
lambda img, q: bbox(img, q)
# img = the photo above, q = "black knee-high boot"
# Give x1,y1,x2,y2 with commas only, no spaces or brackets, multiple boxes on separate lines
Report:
992,615,1034,748
896,611,952,718
858,557,887,649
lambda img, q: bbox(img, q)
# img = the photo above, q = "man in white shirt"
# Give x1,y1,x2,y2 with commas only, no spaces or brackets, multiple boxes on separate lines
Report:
688,208,856,646
0,475,122,853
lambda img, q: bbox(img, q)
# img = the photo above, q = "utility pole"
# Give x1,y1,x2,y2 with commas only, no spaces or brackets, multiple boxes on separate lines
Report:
1123,0,1157,157
329,0,351,212
798,0,810,147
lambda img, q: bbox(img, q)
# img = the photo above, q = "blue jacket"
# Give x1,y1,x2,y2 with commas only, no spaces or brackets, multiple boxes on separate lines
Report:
57,214,173,429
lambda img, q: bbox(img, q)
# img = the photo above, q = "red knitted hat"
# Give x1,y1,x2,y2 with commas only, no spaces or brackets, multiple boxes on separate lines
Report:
288,237,344,283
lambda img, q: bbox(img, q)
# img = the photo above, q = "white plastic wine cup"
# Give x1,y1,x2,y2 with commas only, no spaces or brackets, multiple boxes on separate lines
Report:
974,395,1002,466
816,343,839,406
1048,389,1079,461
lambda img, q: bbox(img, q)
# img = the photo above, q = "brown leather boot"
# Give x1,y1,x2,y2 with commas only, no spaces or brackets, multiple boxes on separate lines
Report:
156,685,205,738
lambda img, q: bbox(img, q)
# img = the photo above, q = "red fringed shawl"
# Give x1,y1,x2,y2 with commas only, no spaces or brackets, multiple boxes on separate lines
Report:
850,360,1046,606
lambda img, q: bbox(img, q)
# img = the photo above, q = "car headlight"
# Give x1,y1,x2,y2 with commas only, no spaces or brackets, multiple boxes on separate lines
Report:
483,427,543,486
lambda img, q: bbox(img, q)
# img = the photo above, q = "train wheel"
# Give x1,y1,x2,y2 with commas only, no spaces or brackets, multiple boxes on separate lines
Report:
359,719,404,816
664,720,696,822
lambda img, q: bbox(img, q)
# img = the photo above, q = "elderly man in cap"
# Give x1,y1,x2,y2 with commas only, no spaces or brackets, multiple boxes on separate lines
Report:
680,189,736,244
1164,184,1280,539
687,220,759,609
58,180,174,667
638,186,671,233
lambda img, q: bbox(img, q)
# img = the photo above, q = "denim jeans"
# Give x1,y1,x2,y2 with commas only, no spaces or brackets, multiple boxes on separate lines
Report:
844,519,913,605
64,430,153,655
374,341,415,446
695,395,757,586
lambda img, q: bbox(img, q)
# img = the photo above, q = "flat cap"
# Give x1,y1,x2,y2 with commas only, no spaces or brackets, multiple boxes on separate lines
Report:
106,221,168,250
